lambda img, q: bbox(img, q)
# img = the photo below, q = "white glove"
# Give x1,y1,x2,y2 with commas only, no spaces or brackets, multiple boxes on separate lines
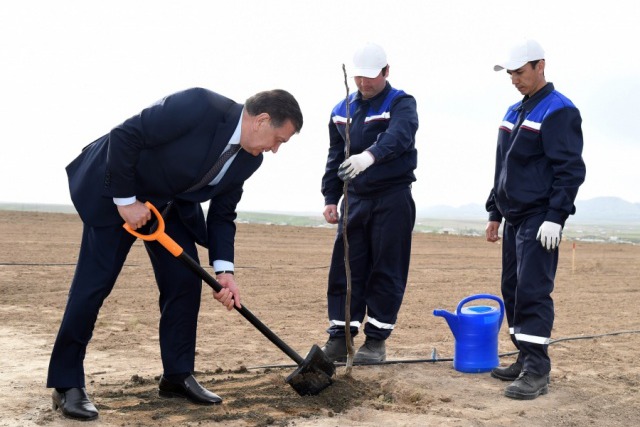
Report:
337,151,375,181
536,221,562,251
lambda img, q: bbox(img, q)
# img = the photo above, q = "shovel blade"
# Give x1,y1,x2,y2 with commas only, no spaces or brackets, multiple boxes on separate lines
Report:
285,344,335,396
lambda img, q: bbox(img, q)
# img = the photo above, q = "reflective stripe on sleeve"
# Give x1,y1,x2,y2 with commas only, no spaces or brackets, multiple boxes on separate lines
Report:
521,119,542,131
500,120,514,131
332,115,349,125
364,112,391,123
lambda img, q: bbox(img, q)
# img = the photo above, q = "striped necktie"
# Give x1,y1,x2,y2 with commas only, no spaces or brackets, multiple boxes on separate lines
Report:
184,144,241,193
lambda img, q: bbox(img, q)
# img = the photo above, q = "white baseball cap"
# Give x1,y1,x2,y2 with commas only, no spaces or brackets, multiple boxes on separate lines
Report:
494,39,545,71
352,42,388,78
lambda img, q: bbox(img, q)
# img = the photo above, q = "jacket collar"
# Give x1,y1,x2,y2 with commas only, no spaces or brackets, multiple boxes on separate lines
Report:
355,81,392,108
517,82,555,112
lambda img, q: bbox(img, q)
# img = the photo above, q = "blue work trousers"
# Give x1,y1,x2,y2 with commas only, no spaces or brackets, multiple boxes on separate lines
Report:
501,212,558,375
327,188,415,341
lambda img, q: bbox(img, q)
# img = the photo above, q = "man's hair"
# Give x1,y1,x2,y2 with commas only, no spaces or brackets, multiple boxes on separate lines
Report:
528,59,545,77
245,89,303,133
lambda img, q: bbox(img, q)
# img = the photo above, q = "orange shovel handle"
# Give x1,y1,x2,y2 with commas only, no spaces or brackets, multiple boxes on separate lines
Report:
122,201,183,257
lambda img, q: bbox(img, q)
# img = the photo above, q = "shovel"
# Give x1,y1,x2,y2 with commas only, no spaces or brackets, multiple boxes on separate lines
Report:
123,201,335,396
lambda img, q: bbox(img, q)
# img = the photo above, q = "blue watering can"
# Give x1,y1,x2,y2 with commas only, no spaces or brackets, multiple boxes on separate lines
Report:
433,294,505,373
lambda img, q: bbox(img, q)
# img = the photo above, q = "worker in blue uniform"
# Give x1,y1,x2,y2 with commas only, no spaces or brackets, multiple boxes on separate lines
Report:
486,39,586,400
320,42,419,363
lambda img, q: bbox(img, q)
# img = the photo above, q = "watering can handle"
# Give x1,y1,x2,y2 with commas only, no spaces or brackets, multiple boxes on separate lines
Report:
456,294,505,326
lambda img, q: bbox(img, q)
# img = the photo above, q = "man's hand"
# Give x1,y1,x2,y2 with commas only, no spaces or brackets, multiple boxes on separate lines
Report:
117,200,151,229
323,204,339,224
536,221,562,251
337,151,375,181
213,273,241,310
485,221,501,242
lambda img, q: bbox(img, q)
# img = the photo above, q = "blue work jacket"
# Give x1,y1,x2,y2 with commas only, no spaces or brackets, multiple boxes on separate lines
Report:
486,83,586,226
322,82,418,205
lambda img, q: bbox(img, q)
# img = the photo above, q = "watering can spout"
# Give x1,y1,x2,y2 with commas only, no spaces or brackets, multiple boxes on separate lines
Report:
433,309,459,337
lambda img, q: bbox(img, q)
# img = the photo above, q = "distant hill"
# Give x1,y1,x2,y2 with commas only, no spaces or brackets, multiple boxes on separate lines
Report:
2,197,638,225
0,202,77,214
417,197,640,225
1,198,639,243
418,203,486,220
573,197,640,224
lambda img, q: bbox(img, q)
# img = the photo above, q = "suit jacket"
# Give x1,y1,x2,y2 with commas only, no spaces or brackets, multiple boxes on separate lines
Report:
66,87,263,265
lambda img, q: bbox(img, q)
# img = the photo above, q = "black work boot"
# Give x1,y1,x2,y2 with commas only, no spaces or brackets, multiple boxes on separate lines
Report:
321,337,352,363
354,337,386,363
491,361,523,381
504,371,549,400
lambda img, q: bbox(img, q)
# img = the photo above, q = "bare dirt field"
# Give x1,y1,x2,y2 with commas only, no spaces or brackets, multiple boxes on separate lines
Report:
1,210,639,427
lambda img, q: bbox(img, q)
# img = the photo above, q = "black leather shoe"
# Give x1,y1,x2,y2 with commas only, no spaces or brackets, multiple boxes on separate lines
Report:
354,337,386,363
321,336,353,363
158,375,222,405
491,361,522,381
504,371,549,400
52,387,99,421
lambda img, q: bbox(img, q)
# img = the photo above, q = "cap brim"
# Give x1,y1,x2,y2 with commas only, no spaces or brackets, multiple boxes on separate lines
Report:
350,67,381,78
493,60,528,72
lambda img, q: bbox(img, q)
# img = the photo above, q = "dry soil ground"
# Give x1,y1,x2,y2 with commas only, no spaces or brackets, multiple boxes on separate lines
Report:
1,210,639,426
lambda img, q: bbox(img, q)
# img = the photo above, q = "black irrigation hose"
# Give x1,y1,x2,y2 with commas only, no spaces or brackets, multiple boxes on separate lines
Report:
0,263,79,266
548,329,640,344
247,329,640,370
0,263,138,266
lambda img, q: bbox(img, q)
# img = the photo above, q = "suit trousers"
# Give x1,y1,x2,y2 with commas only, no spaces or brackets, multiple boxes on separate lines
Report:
326,188,415,341
47,209,202,388
501,212,558,376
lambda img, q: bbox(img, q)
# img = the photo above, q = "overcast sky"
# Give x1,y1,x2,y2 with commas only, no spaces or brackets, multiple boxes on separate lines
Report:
1,0,638,215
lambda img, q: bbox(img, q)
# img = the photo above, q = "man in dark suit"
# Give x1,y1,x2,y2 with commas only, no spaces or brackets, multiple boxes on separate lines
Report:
47,87,303,421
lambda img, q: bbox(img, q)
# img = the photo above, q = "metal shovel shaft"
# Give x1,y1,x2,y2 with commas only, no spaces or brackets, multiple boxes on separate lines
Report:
124,202,334,396
176,251,305,365
123,201,304,366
